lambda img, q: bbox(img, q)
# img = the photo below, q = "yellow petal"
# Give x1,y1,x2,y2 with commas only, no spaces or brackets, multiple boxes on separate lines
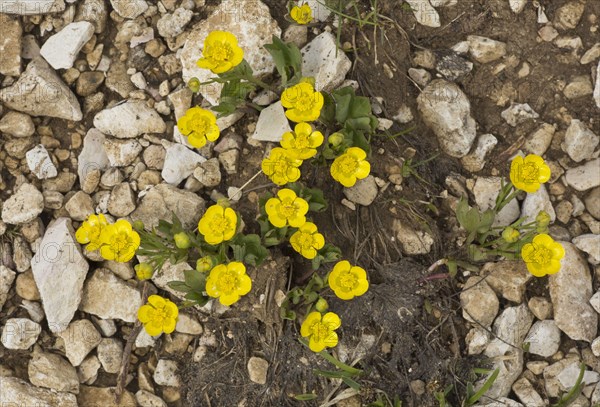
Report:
323,331,338,348
295,198,309,215
338,173,357,187
322,312,341,330
75,225,90,244
147,295,166,309
277,188,297,201
309,131,324,148
353,277,369,297
525,261,546,277
550,242,565,260
100,245,116,261
219,293,240,306
347,147,366,161
285,108,304,123
144,321,163,337
355,160,371,179
525,154,545,167
295,122,312,136
312,233,325,250
164,301,179,319
301,312,322,337
228,262,246,276
237,274,252,296
137,305,153,323
288,214,306,228
188,133,208,148
268,212,288,228
309,336,326,352
537,163,551,183
333,287,355,300
162,317,177,334
301,222,318,234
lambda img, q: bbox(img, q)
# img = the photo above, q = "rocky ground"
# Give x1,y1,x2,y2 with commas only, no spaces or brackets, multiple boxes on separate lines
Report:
0,0,599,406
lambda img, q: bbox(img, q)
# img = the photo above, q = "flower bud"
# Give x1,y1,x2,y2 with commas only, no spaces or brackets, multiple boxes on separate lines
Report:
135,263,154,280
536,211,551,228
188,77,201,93
196,256,215,272
132,220,145,231
328,132,344,147
315,297,328,312
502,227,520,243
174,232,191,249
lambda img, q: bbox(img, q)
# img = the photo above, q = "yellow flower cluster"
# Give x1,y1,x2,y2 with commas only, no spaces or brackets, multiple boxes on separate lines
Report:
198,204,238,245
328,260,369,300
510,154,551,193
290,3,313,25
300,311,341,352
521,233,564,277
197,31,244,74
177,107,220,148
330,147,371,187
281,81,324,123
138,295,179,336
76,215,140,263
205,262,252,306
265,188,309,228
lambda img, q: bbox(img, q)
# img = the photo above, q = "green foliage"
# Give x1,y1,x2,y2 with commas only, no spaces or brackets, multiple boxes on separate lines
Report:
136,214,189,272
167,269,209,308
320,86,379,154
464,368,499,406
230,234,269,266
264,35,303,87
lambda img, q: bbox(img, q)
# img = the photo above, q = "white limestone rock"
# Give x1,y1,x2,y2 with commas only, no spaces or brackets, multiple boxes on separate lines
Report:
1,318,41,349
161,143,206,185
467,35,507,64
251,101,292,142
301,31,352,92
565,158,600,191
404,0,441,27
80,268,142,323
1,183,44,225
417,79,477,158
0,265,16,311
40,22,94,70
58,320,102,366
524,320,561,357
0,57,82,121
28,348,79,393
78,128,110,189
521,184,555,225
0,0,65,15
0,377,76,406
549,242,597,342
562,119,599,162
180,0,281,105
109,0,147,19
572,234,600,265
93,100,166,138
26,144,57,179
31,218,89,333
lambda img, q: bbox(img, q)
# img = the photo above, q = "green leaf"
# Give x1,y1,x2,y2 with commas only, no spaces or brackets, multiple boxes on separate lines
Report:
167,281,191,293
342,377,361,391
183,269,206,291
477,209,496,234
463,207,482,233
263,36,302,86
349,129,371,153
348,96,372,118
293,394,317,401
447,259,458,278
184,291,209,306
231,244,246,262
334,94,352,123
319,92,336,126
466,369,499,405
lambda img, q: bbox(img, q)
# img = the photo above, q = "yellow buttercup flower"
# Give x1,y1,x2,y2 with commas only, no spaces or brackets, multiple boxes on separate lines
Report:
177,107,220,148
510,154,551,193
205,262,252,306
75,214,109,251
261,147,303,186
99,219,140,263
290,3,313,24
280,122,324,160
328,260,369,300
198,204,238,245
290,222,325,259
521,233,565,277
265,188,309,228
330,147,371,187
197,30,244,74
137,295,179,336
300,311,341,352
281,81,324,123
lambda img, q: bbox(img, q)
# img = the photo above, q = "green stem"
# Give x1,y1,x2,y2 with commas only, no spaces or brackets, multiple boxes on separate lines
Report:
298,338,362,375
244,74,278,93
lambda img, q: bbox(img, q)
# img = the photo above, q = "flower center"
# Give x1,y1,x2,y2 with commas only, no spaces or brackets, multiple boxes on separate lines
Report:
218,271,237,293
296,95,314,112
310,322,329,341
209,215,230,234
280,199,297,218
526,245,552,266
207,42,233,62
274,160,289,174
190,115,210,135
294,133,310,149
151,307,167,323
339,272,357,290
520,162,539,183
89,225,102,241
297,233,314,250
339,155,358,174
111,232,130,252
